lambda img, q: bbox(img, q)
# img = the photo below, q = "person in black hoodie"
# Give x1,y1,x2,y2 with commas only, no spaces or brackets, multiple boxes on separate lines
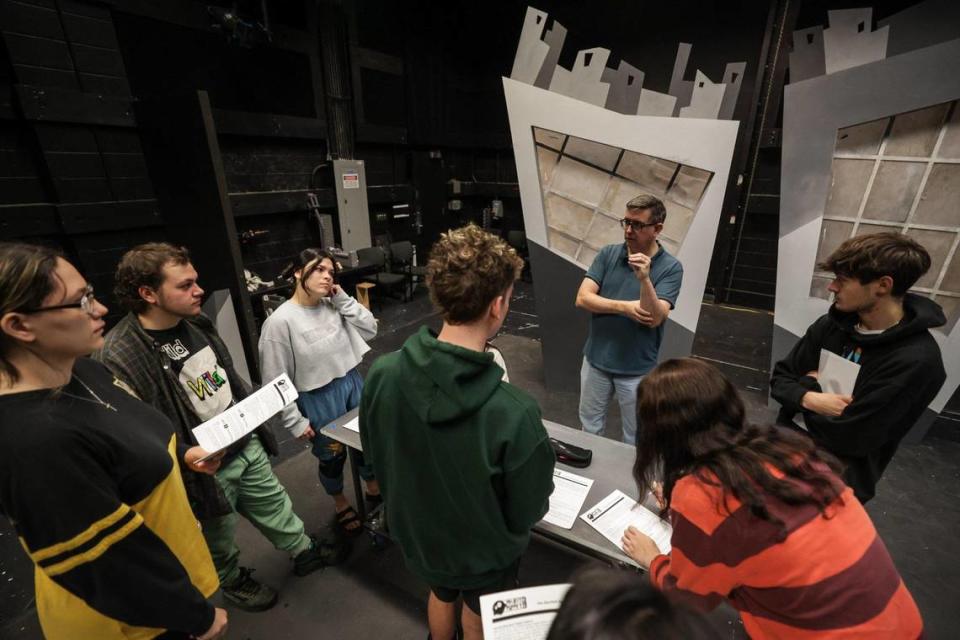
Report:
771,232,946,503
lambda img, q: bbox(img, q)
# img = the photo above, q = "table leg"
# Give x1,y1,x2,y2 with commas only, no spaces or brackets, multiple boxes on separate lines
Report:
347,446,366,520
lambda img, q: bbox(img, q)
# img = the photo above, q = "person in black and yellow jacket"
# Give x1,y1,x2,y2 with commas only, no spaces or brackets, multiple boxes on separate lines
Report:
0,243,227,640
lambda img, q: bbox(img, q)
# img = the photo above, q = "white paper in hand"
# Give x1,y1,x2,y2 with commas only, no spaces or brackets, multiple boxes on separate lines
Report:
581,489,672,554
818,349,860,396
192,373,298,456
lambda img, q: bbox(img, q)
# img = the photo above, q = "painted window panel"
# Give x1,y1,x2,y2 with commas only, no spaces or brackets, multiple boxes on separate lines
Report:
577,245,598,267
824,158,873,218
547,228,581,259
905,228,956,289
814,220,855,271
937,107,960,159
913,163,960,227
534,128,566,151
533,126,712,269
812,101,960,330
600,175,642,217
544,193,594,237
537,146,559,184
861,160,925,222
668,165,712,210
883,103,950,157
584,212,624,249
616,151,675,192
563,136,620,171
836,118,889,155
938,248,960,293
550,156,610,206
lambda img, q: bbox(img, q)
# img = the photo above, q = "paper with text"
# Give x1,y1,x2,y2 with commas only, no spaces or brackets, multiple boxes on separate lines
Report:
192,373,298,456
818,349,860,396
480,583,571,640
541,469,593,529
581,489,672,554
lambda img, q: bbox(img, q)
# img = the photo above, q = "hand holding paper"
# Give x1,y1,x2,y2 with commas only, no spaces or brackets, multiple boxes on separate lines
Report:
800,350,859,418
817,349,860,396
184,446,224,475
192,373,299,459
581,490,672,557
621,525,664,568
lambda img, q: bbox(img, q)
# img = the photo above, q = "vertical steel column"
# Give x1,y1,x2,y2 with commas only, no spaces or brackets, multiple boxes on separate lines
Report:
317,0,355,159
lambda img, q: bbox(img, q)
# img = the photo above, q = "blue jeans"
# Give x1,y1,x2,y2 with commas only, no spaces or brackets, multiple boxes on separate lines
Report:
578,357,643,445
296,369,375,496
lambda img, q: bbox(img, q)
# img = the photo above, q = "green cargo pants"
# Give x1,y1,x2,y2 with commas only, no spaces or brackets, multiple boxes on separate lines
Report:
201,436,312,583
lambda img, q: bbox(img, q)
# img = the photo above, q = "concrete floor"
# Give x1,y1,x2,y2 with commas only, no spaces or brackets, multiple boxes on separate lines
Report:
1,280,958,639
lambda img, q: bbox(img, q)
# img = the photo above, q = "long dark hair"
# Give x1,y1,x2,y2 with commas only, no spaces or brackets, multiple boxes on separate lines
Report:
290,248,338,296
633,358,845,536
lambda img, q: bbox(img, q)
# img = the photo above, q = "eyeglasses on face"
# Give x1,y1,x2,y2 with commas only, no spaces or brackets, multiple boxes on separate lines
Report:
619,218,658,231
18,284,99,316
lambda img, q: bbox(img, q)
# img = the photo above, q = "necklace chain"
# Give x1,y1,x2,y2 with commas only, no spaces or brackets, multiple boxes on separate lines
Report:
62,376,118,412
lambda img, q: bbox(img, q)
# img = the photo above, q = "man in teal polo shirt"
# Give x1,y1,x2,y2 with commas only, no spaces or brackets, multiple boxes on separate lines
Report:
574,194,683,444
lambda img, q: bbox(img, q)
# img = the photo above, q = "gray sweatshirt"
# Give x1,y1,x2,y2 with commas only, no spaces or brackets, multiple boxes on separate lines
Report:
258,289,377,436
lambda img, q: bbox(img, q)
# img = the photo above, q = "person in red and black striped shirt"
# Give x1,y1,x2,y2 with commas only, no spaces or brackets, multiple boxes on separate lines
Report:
621,357,922,639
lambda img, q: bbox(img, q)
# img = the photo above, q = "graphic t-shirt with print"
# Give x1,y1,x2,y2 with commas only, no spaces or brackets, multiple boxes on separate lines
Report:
146,321,234,421
145,321,253,459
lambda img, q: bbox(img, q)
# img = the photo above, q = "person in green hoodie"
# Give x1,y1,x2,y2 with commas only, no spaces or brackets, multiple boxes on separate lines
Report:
360,224,556,640
771,232,946,503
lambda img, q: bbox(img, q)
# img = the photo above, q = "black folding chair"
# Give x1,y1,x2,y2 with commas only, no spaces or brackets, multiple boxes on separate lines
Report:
356,246,408,304
389,240,428,301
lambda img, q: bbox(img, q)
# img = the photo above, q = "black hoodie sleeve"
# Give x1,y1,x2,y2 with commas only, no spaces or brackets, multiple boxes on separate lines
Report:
770,318,828,412
801,356,940,457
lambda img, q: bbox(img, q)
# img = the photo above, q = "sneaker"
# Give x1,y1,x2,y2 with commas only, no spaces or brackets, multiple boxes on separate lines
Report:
221,567,278,612
293,534,351,576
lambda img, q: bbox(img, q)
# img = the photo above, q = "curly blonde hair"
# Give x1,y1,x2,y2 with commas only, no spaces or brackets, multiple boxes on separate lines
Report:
426,224,523,324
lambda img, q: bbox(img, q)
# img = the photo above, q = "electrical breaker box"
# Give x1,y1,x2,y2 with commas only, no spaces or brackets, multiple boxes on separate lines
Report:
333,159,372,252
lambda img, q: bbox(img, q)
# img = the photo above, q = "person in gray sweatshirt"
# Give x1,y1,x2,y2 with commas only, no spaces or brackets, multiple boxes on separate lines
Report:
259,248,379,536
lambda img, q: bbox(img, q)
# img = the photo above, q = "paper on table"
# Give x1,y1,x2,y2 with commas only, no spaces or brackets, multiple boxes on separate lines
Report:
818,348,860,396
192,373,298,458
541,469,594,529
479,583,571,640
341,416,360,432
581,489,672,554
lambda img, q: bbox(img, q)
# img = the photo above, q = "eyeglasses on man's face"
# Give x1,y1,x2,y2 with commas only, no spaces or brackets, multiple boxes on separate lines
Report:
619,218,658,231
18,284,99,316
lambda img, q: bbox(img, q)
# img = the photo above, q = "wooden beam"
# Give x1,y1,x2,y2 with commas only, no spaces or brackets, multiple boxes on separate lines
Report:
230,188,335,217
368,184,414,204
229,184,414,217
212,108,327,139
14,84,135,127
57,200,162,234
0,204,60,236
354,47,403,75
100,0,312,54
0,84,15,120
355,122,407,144
136,89,261,377
448,181,520,197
